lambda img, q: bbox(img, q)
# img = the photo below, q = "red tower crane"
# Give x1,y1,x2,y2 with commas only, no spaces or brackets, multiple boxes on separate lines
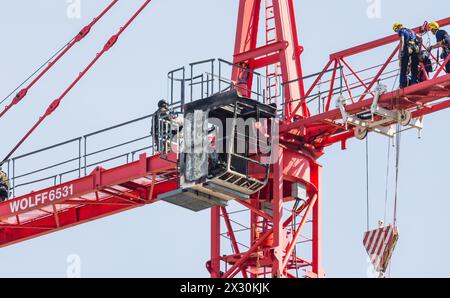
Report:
1,1,450,278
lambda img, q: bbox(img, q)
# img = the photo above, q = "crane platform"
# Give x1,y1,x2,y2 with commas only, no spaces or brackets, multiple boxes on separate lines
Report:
282,74,450,143
0,153,178,247
0,144,178,247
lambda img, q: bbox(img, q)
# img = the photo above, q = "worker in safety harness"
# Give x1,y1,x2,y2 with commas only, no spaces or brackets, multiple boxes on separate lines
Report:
0,170,10,202
394,23,420,89
427,21,450,74
153,100,183,153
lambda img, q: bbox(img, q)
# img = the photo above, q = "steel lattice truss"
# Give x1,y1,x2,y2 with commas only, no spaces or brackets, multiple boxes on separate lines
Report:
1,0,450,278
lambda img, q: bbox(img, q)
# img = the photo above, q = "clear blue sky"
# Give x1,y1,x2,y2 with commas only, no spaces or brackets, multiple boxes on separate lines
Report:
0,0,449,277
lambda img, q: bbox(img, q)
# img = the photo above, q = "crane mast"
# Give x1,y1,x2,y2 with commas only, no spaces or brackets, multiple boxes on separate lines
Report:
210,0,319,278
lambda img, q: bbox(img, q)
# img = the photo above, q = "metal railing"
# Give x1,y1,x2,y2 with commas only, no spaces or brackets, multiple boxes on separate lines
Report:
167,58,271,112
4,114,156,198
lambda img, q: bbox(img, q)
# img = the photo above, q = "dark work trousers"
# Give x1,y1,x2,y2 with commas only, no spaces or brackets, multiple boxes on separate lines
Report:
400,51,419,88
0,185,8,202
153,110,169,153
442,48,450,73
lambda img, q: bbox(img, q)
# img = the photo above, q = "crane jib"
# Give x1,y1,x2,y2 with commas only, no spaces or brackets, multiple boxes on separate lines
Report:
1,0,154,166
0,0,119,120
7,184,74,215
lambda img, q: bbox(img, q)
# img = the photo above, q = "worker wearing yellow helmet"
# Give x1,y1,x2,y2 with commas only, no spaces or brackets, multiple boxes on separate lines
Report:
393,22,420,88
0,170,10,202
427,21,450,74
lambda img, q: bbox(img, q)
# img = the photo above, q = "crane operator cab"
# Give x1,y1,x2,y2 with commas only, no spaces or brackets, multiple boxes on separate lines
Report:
158,90,277,212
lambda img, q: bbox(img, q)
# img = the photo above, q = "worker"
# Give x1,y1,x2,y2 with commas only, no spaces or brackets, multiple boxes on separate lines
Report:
153,99,171,152
153,99,183,153
235,61,250,97
0,170,10,202
427,21,450,74
393,23,420,88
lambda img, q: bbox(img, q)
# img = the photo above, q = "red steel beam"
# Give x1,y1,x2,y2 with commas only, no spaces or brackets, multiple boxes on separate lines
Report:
358,45,399,102
220,207,248,278
0,180,177,248
281,194,318,271
234,41,288,64
210,206,221,278
286,59,333,122
231,0,262,95
330,17,450,60
253,53,281,70
0,154,177,247
236,199,273,222
281,74,450,134
223,229,272,278
412,100,450,118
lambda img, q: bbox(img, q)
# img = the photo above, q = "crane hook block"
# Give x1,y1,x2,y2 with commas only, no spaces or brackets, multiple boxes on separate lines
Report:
363,224,399,276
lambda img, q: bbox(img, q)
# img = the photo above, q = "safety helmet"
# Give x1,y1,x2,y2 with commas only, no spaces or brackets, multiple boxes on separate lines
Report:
158,99,169,109
0,170,8,183
393,22,403,32
428,21,440,31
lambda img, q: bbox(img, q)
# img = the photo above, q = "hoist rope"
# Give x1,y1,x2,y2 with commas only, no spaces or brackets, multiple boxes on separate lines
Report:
365,135,370,231
393,125,401,227
383,138,391,224
1,0,153,166
425,31,432,48
0,0,119,120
